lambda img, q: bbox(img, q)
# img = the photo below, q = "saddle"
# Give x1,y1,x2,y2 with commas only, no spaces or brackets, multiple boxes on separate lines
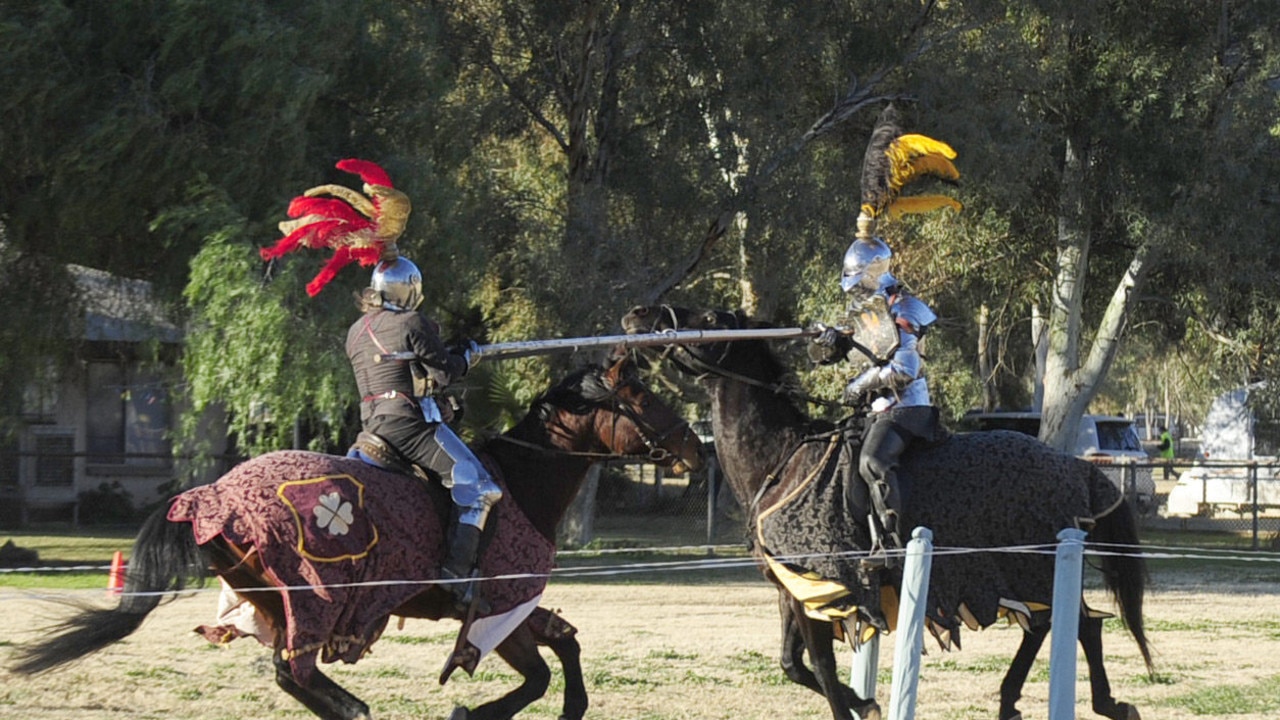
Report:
836,409,950,501
348,431,437,485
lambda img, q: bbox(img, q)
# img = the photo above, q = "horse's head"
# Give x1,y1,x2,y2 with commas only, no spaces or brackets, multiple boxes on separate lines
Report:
622,304,742,334
538,355,704,474
621,304,774,379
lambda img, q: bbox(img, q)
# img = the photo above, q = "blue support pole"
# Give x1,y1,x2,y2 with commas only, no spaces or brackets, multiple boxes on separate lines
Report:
850,633,879,704
1047,528,1087,720
887,527,934,720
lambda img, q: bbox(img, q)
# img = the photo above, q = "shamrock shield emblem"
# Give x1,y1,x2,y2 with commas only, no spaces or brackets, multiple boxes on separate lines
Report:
278,474,379,562
313,492,355,536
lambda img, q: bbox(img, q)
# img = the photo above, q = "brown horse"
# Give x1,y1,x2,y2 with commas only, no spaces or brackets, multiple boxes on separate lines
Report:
622,305,1152,720
11,356,702,720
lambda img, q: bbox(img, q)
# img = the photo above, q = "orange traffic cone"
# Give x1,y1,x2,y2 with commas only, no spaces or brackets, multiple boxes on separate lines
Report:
107,550,126,596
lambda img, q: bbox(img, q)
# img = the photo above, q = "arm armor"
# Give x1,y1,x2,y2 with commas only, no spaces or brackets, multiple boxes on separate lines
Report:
892,294,937,333
843,327,925,402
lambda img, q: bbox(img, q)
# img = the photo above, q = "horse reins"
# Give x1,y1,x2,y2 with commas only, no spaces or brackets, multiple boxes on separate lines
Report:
644,305,844,411
636,305,853,513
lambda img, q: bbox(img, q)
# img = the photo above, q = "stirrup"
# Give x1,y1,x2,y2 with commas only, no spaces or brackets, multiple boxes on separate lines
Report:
859,605,890,636
441,568,490,615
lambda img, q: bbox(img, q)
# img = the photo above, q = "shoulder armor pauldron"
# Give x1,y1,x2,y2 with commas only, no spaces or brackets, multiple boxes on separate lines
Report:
892,295,937,333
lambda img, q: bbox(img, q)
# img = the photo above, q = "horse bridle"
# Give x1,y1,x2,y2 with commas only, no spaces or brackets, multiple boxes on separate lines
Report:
644,305,842,410
604,378,698,465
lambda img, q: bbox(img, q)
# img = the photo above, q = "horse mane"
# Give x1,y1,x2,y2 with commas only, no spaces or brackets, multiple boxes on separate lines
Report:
534,363,614,417
721,309,836,432
470,362,614,456
736,313,801,383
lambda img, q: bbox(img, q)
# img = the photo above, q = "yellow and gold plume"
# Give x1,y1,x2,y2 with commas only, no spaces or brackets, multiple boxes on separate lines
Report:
857,106,961,240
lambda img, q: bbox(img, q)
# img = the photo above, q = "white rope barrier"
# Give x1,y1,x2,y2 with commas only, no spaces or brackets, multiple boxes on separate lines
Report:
2,541,1278,602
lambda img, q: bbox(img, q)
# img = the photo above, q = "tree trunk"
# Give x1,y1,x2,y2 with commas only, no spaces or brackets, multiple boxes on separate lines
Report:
558,463,601,548
978,304,995,411
1040,136,1155,452
1031,303,1047,412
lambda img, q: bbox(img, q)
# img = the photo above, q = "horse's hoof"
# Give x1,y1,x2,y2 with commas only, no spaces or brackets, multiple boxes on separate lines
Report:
1100,702,1140,720
447,707,468,720
853,700,882,720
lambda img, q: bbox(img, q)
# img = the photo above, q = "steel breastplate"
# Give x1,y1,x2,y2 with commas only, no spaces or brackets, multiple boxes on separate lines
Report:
844,295,899,364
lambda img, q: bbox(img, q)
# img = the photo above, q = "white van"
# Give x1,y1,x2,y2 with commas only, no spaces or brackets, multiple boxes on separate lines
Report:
958,411,1157,513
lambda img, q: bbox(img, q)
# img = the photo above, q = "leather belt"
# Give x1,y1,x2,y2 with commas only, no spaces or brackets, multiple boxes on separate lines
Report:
362,390,413,403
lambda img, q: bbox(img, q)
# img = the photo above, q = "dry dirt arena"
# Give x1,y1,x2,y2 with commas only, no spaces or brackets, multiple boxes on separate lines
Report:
1,571,1279,720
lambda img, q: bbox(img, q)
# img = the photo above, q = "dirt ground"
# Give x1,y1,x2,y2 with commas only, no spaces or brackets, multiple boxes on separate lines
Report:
2,570,1279,720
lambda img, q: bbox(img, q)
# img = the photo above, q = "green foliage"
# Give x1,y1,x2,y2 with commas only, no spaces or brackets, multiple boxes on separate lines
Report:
3,0,1279,449
182,219,354,458
0,235,81,438
77,482,139,525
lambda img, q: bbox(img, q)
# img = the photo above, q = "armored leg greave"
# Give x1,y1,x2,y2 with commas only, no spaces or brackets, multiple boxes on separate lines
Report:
425,424,503,531
859,418,908,564
424,426,502,613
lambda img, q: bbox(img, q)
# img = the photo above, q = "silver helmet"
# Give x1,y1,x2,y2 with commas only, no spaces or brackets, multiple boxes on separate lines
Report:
840,237,896,305
371,257,423,311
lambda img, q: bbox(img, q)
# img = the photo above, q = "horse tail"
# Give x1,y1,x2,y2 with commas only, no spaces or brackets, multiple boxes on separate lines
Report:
1088,467,1154,675
9,503,208,675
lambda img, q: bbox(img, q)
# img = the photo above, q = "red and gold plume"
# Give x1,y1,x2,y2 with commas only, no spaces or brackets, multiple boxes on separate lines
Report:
857,106,961,240
260,159,411,296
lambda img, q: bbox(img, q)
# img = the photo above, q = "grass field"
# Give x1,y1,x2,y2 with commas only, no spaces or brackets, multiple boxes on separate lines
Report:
3,516,1280,719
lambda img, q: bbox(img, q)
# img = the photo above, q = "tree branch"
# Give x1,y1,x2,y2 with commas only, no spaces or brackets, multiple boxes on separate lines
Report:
640,10,947,303
639,78,896,305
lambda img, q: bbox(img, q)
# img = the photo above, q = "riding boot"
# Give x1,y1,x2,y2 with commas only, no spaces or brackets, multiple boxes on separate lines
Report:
856,558,890,635
870,475,904,567
441,522,488,614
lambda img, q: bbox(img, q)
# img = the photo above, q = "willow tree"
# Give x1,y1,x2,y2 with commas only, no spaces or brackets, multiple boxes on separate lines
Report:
0,1,491,458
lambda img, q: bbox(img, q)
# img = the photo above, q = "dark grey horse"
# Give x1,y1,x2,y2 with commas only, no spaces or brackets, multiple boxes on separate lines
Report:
623,305,1153,720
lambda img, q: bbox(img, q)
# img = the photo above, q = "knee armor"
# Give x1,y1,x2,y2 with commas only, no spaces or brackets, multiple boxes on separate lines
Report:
429,424,503,529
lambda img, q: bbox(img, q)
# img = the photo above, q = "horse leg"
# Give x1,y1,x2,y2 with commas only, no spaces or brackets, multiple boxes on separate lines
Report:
529,607,588,720
777,589,824,694
1080,615,1141,720
790,605,882,720
460,623,551,720
999,624,1048,720
272,651,371,720
777,591,880,720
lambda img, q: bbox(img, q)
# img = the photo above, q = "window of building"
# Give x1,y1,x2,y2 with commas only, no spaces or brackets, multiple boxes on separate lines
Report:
0,433,17,487
32,429,75,486
21,366,59,422
86,360,171,467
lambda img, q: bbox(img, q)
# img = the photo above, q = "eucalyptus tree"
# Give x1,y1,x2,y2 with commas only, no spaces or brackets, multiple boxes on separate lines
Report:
442,0,976,341
892,0,1280,449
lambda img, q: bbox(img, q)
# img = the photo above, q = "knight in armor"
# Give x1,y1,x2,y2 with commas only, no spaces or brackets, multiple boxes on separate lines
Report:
260,157,505,613
808,106,960,634
346,256,503,612
810,235,939,556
